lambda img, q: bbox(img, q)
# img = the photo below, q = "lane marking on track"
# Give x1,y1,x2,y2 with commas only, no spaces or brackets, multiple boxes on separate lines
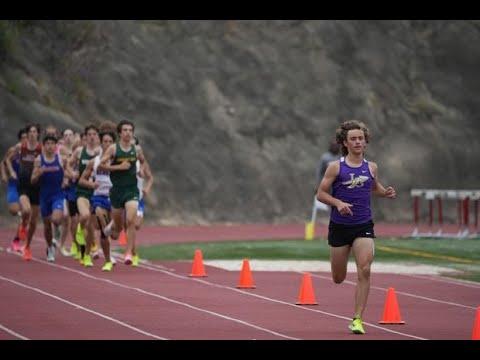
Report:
4,247,473,338
1,251,297,340
137,256,477,310
306,273,477,310
0,275,167,340
1,249,427,339
401,273,480,289
0,323,29,340
132,259,427,340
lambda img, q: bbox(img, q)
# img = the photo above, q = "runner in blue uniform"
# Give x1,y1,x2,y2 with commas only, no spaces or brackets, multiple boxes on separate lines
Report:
31,135,67,262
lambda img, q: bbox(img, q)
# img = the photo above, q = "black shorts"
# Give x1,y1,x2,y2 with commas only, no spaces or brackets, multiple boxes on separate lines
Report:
328,220,375,247
68,200,79,216
18,181,40,206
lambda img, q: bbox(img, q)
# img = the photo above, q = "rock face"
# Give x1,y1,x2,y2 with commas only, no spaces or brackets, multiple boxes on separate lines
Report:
1,20,479,224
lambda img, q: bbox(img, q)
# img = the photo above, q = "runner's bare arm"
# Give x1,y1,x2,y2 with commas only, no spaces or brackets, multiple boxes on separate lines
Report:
59,153,70,188
1,145,15,164
67,146,81,171
63,156,74,180
59,144,69,158
30,155,43,184
5,143,20,180
78,159,98,189
0,159,8,183
136,145,145,165
65,146,81,181
0,146,13,183
100,143,121,171
370,162,396,199
142,157,154,197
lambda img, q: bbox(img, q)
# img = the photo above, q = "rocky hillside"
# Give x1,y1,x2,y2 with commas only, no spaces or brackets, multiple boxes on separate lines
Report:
1,20,479,225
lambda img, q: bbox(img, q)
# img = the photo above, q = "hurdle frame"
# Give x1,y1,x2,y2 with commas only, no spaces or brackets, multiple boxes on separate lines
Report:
410,189,480,239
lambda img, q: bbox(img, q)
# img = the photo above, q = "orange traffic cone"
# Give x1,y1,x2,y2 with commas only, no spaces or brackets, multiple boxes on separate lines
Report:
296,273,318,305
237,259,256,289
118,230,127,246
472,306,480,340
189,249,207,277
379,287,405,324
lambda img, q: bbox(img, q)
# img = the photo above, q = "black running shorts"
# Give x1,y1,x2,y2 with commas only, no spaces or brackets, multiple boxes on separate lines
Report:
18,179,40,206
68,200,79,216
328,220,375,247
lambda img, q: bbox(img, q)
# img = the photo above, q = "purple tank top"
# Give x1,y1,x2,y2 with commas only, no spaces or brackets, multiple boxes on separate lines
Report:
330,157,374,225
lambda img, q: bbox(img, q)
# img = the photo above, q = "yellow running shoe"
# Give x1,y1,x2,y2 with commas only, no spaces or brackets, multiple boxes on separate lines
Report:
75,224,86,246
83,254,93,267
91,242,98,252
132,254,140,267
349,318,365,334
70,242,78,256
102,262,113,272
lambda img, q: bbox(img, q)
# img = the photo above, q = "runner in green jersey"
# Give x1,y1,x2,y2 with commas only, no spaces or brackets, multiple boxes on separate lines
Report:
101,120,146,266
67,125,100,267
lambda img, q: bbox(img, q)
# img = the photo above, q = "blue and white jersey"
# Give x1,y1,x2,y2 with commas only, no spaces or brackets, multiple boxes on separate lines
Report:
93,153,112,197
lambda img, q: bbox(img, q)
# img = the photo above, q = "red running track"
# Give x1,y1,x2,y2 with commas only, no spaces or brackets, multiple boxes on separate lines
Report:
0,224,479,340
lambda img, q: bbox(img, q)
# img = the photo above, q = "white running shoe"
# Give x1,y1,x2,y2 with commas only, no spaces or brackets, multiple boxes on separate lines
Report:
110,253,117,265
60,246,71,257
47,245,55,262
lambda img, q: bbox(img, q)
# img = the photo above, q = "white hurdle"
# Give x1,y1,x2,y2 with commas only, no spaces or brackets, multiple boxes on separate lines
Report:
410,189,480,239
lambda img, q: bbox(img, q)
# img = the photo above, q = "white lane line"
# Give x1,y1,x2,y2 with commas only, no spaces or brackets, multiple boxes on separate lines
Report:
133,260,427,340
0,323,29,340
193,258,478,308
0,275,167,340
1,252,297,340
307,272,477,310
401,273,480,289
1,249,424,339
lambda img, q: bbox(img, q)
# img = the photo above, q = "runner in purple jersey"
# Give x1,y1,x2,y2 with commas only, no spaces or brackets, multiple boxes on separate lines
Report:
316,120,396,335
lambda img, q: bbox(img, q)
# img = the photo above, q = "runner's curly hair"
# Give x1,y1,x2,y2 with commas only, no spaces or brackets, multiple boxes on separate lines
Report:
98,120,117,134
335,120,370,156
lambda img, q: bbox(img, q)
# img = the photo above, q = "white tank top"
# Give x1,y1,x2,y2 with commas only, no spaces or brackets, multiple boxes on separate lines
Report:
93,154,112,197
